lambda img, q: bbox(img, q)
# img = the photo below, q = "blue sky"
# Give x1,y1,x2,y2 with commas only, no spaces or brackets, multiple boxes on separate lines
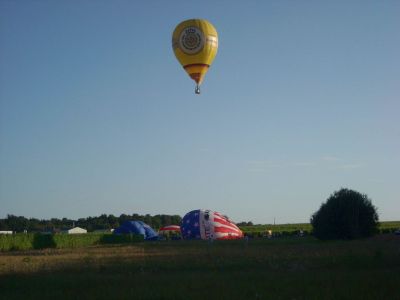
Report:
1,1,399,224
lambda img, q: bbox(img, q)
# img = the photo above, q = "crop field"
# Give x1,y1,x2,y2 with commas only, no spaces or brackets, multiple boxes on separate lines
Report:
239,221,400,236
0,234,399,300
0,233,143,251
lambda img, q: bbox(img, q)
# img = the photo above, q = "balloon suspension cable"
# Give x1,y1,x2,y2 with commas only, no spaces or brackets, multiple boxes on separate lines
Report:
195,84,201,94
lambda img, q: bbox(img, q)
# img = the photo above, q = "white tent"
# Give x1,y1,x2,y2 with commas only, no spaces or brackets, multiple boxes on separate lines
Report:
66,227,87,234
0,231,13,234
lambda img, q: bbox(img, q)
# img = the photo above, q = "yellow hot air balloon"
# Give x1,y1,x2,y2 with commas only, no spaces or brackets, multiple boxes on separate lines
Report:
172,19,218,94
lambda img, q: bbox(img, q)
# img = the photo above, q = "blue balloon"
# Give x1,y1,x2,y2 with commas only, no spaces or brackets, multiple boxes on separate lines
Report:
114,220,158,240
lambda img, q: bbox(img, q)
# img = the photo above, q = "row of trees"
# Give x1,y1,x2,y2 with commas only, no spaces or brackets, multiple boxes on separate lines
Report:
1,188,381,240
0,214,182,233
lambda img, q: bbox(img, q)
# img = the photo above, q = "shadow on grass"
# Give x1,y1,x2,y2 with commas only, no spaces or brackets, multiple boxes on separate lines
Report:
1,248,399,300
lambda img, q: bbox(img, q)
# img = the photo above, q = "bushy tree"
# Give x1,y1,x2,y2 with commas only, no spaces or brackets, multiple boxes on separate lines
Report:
311,188,379,240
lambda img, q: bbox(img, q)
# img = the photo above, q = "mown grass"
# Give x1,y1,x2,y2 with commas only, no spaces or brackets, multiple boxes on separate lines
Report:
0,235,399,299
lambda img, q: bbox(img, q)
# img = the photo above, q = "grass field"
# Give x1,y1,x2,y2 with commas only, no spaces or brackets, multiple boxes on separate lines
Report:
0,233,143,251
239,221,400,235
0,234,399,300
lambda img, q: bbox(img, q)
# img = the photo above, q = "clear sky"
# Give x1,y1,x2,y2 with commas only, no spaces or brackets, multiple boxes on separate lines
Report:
0,1,399,224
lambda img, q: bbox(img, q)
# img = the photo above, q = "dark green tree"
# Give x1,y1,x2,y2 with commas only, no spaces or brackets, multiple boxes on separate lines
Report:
107,214,119,229
311,188,379,240
6,215,28,232
0,212,183,233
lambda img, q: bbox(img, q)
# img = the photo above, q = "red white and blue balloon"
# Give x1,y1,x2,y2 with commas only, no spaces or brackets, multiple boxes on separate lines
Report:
181,209,243,240
159,225,181,232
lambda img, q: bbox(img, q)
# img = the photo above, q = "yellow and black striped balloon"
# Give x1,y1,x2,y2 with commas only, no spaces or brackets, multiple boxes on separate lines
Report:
172,19,218,94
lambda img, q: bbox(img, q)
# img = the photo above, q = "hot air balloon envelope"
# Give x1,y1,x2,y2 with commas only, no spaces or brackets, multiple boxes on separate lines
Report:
172,19,218,94
181,209,243,240
159,225,181,232
113,220,158,240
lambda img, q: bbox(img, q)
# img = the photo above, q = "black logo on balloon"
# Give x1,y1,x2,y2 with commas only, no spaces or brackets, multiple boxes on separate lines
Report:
179,26,204,54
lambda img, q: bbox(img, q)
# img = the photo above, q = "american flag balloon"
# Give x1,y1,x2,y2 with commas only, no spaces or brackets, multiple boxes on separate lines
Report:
181,209,243,240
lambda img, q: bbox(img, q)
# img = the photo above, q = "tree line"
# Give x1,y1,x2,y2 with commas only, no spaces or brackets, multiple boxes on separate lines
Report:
0,214,182,233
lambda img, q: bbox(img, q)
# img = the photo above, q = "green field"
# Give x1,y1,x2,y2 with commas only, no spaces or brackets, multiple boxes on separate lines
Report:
239,221,400,236
0,234,399,299
377,221,400,231
0,233,143,251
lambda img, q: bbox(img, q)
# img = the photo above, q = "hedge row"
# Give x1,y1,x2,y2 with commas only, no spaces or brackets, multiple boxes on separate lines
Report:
0,233,143,251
